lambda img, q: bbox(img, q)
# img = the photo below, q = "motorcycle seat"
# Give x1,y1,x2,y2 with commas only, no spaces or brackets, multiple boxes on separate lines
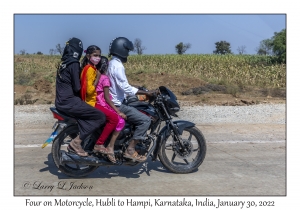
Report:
50,107,77,123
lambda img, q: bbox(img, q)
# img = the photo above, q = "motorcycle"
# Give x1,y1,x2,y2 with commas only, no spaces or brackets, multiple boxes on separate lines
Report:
42,86,206,177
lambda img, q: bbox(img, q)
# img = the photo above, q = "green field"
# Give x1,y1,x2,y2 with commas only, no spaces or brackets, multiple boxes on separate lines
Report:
14,54,286,88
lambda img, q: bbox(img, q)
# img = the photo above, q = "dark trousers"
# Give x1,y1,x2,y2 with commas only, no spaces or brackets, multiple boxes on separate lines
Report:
57,100,106,140
119,104,151,141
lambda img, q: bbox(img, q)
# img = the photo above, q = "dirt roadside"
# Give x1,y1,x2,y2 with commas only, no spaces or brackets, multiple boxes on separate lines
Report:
14,71,286,106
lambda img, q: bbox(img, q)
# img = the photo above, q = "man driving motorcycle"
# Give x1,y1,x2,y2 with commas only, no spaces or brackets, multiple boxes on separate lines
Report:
106,37,157,162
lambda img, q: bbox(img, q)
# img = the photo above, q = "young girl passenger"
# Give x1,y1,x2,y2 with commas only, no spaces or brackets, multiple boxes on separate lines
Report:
80,46,125,163
93,56,126,163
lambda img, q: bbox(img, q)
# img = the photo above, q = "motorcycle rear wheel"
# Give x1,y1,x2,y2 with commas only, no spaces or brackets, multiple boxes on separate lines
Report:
51,125,99,177
158,126,206,174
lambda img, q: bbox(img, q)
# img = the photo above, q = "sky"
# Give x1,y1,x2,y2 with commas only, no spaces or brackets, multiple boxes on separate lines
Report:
14,14,286,55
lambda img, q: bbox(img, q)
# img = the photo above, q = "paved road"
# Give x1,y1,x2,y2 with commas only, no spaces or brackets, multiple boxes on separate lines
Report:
14,123,286,196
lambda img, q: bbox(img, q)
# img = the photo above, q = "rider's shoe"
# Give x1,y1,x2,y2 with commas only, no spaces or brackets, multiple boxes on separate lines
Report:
93,144,109,154
123,151,147,162
68,139,88,157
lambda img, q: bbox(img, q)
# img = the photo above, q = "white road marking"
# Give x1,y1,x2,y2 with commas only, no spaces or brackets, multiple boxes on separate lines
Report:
209,140,285,144
15,144,52,148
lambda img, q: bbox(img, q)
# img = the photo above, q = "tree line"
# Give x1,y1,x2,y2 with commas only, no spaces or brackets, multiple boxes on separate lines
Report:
210,28,286,64
19,43,64,56
18,28,286,64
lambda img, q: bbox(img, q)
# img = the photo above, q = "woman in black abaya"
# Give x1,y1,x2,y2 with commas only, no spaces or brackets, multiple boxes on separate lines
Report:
55,37,106,156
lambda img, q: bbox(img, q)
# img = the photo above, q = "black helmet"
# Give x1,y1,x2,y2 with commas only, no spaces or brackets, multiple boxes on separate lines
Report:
109,37,134,62
59,37,83,69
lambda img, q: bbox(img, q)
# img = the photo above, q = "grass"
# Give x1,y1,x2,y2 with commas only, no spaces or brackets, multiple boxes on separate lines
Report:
14,55,59,86
14,54,286,104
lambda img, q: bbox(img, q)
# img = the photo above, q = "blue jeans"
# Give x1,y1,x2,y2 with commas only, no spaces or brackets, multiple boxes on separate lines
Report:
119,104,151,141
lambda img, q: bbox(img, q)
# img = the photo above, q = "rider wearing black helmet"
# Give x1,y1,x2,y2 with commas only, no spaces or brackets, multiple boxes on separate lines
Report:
108,37,134,63
107,37,157,162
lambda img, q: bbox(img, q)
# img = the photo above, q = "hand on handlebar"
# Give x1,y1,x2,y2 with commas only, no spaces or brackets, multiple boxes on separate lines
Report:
138,86,148,91
146,89,160,97
136,88,160,101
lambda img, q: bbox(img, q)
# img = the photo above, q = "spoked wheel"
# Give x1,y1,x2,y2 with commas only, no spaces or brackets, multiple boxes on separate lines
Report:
158,126,206,173
51,125,98,177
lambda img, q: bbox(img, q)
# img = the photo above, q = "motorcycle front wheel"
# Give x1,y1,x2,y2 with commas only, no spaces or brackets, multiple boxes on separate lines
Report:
158,126,206,174
51,125,99,177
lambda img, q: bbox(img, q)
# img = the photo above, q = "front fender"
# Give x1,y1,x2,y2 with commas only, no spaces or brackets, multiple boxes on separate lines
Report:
172,120,195,135
151,120,195,161
158,120,195,136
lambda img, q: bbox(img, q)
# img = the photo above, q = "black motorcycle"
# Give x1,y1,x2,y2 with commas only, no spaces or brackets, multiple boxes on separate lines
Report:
42,86,206,177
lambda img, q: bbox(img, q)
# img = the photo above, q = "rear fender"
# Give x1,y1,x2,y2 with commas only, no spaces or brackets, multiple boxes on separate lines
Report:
50,107,77,124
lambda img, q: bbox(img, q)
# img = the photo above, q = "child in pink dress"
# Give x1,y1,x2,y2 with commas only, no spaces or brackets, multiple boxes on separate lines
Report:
93,56,126,163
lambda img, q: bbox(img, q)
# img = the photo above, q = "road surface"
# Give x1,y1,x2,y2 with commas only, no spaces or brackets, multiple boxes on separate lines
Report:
14,123,286,196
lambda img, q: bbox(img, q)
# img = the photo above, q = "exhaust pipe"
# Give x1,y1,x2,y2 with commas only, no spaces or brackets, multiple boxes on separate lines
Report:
60,151,113,166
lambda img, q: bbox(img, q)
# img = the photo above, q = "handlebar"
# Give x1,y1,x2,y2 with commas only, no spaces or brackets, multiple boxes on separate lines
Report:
138,86,148,91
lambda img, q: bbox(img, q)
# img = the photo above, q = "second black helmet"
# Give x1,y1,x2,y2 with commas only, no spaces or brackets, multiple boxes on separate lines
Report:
108,37,134,61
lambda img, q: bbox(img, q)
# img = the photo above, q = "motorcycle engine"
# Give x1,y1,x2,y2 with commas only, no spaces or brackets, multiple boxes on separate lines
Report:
135,142,148,155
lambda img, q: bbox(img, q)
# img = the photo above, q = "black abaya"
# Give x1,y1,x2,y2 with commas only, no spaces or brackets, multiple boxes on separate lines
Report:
55,62,106,140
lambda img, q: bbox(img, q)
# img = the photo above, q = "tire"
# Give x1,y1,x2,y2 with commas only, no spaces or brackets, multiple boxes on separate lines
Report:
51,125,98,177
158,126,206,174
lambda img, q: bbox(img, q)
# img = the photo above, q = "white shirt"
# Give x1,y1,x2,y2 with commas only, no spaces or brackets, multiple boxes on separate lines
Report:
107,56,138,106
